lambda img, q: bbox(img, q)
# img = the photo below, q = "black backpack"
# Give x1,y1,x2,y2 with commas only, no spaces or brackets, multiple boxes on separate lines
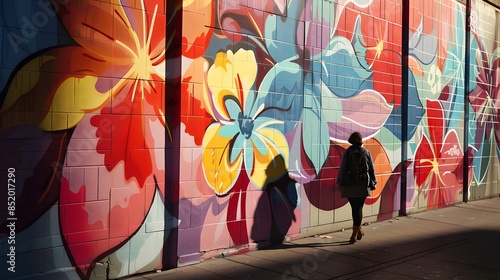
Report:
347,148,369,184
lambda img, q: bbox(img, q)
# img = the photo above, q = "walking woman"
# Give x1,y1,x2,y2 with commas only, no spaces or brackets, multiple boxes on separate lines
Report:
337,132,377,244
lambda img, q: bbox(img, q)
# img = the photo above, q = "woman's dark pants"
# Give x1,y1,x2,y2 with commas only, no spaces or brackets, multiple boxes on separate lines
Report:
347,197,366,226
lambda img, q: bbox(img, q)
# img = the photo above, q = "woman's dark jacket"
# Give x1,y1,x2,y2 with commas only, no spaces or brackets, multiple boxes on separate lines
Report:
336,145,377,198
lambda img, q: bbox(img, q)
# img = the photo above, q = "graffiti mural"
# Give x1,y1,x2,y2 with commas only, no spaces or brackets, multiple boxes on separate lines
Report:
1,0,167,278
0,0,498,279
408,0,469,209
468,0,500,197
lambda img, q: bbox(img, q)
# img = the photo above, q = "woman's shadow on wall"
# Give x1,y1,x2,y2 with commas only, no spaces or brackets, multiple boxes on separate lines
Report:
250,155,299,249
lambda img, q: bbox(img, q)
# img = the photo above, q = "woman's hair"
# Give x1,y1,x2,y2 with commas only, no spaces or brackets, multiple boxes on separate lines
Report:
348,132,363,145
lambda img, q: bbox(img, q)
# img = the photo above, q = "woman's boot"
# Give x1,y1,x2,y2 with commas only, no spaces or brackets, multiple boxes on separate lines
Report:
357,226,364,240
349,226,360,244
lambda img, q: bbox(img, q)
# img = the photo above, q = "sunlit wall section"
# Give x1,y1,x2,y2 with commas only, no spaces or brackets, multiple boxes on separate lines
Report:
467,0,500,199
302,0,404,230
407,0,467,212
176,0,406,261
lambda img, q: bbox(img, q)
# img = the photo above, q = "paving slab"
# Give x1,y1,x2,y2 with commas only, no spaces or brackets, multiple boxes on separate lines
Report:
123,197,500,280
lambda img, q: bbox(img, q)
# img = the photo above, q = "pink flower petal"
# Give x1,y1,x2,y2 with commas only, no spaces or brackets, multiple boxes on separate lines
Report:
330,90,393,141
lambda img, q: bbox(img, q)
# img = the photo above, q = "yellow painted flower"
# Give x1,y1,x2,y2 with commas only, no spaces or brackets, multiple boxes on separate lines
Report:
202,49,289,195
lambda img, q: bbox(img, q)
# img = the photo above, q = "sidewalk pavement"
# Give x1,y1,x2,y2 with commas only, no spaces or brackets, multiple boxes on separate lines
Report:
124,197,500,280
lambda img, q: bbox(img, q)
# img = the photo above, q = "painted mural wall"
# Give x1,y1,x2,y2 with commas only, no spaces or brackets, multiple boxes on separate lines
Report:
0,0,168,279
468,0,500,199
0,0,498,279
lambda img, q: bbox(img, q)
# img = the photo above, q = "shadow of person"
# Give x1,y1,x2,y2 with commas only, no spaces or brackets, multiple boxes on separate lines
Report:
251,155,299,249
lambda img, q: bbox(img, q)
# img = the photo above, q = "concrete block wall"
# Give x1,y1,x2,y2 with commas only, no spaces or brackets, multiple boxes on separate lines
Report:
0,0,498,279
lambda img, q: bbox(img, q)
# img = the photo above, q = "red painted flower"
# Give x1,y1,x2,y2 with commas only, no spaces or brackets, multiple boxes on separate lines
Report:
1,4,167,267
51,0,166,277
414,99,463,208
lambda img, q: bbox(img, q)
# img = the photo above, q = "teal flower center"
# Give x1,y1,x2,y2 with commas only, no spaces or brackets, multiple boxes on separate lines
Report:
238,112,254,139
